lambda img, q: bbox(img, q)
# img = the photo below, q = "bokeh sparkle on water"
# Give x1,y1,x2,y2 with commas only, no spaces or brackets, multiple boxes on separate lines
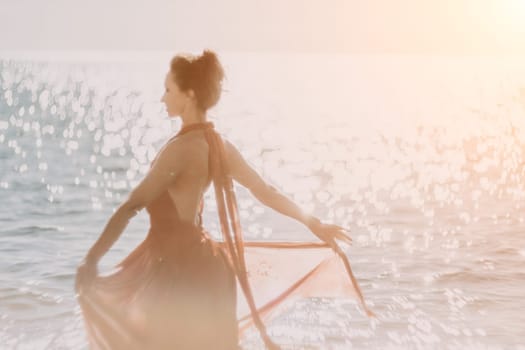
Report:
1,53,525,349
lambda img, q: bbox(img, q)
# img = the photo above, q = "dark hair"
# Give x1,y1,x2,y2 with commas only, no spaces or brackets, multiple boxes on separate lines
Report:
170,50,225,111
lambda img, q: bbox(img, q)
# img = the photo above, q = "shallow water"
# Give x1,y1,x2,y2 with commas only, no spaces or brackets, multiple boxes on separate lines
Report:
1,53,525,349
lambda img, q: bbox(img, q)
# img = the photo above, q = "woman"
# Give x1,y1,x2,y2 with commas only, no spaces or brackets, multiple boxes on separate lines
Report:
75,50,372,350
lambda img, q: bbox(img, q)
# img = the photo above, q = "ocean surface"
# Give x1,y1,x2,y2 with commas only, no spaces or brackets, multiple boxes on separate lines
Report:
1,52,525,349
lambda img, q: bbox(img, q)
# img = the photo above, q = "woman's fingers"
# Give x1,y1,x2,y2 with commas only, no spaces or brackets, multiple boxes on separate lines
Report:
332,227,352,245
75,263,97,293
337,233,352,245
320,225,353,245
313,223,353,246
75,267,85,293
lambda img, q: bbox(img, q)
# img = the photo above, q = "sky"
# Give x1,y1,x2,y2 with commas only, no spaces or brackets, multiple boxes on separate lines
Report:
0,0,525,54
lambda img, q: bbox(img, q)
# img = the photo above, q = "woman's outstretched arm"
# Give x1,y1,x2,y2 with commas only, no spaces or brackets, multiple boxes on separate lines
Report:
224,140,351,247
224,140,378,317
83,202,140,264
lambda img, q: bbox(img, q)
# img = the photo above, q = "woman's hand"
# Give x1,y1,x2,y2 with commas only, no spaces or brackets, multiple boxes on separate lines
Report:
307,217,377,319
307,217,352,249
75,257,99,295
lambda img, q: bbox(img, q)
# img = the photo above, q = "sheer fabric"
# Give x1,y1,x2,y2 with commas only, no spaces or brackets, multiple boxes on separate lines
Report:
75,122,366,350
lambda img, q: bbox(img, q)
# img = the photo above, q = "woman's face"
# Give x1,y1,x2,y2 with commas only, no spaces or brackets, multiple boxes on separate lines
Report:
161,72,192,117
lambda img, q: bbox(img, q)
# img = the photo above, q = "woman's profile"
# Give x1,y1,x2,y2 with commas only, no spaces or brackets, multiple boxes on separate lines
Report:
75,49,373,350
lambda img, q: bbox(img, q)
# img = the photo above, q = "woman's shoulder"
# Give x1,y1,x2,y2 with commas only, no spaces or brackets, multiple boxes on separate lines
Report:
163,132,210,160
160,131,242,165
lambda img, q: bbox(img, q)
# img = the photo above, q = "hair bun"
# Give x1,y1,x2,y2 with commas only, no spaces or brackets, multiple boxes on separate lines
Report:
195,50,224,84
201,50,216,61
170,49,225,111
197,50,219,69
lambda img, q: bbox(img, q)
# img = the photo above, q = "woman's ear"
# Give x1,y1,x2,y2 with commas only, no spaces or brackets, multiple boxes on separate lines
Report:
186,89,196,99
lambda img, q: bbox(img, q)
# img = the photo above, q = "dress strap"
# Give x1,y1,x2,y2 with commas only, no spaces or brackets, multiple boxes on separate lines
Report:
202,127,281,350
174,121,214,138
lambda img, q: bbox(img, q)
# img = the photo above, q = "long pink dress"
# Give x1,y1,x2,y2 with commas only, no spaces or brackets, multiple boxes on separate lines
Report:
75,122,367,350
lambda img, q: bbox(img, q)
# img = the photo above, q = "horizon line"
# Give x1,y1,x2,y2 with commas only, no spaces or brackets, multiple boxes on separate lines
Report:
2,49,525,63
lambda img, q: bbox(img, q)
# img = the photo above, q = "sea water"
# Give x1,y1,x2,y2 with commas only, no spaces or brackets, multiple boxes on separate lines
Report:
1,52,525,349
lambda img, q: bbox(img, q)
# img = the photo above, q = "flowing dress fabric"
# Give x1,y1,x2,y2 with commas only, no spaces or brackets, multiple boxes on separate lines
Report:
76,122,363,350
77,190,239,350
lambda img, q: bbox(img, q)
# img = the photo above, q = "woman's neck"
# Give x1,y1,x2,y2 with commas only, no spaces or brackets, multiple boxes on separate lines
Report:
180,108,207,128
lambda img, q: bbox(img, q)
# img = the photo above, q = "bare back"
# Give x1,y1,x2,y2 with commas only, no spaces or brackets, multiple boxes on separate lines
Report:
160,130,212,225
141,127,267,227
